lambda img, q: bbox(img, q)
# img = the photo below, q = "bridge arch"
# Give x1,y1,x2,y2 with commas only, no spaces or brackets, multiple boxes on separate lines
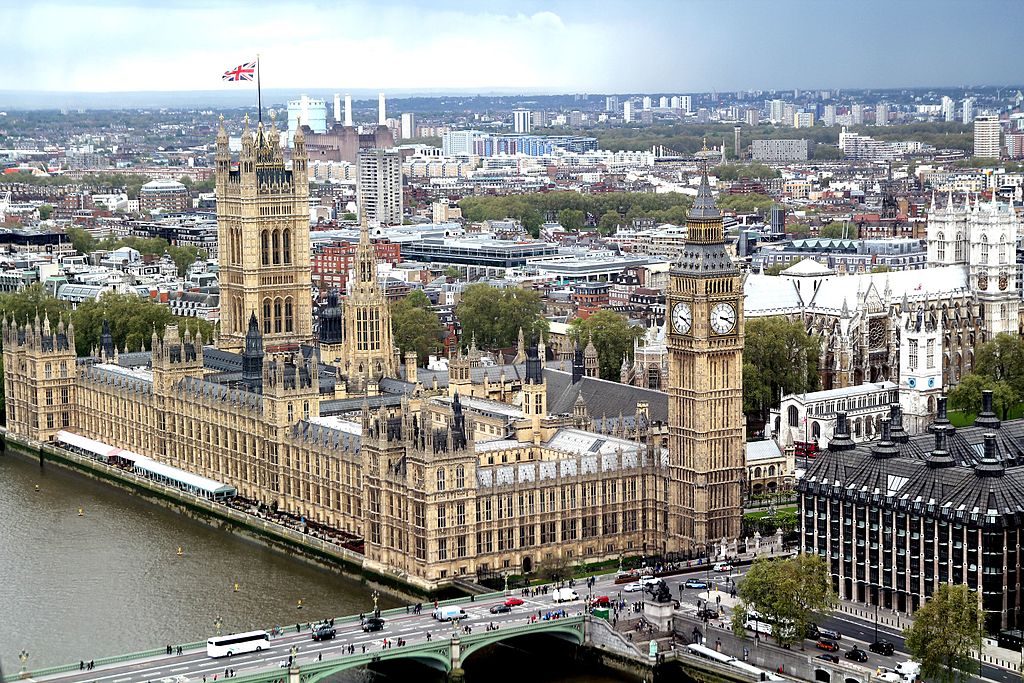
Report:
298,645,453,683
814,669,831,683
458,621,586,665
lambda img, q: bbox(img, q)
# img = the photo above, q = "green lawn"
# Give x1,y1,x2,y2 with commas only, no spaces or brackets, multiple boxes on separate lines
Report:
948,403,1024,427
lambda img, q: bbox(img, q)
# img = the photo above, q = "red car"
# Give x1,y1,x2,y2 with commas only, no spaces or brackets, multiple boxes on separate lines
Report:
504,597,525,607
591,595,610,607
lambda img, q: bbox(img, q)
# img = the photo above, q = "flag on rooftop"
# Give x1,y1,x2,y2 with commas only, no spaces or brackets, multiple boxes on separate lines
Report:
222,61,256,82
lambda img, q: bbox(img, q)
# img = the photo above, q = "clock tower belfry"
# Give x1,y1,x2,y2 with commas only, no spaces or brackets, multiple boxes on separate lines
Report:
666,166,745,555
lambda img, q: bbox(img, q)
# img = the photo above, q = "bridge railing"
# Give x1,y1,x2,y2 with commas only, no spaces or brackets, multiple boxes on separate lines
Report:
3,641,208,683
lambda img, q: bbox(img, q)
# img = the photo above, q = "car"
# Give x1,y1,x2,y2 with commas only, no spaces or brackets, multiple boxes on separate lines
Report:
713,562,733,572
869,640,895,656
816,639,840,652
591,595,610,607
311,626,336,641
623,582,643,592
696,607,719,620
639,576,662,586
361,617,386,632
845,647,869,663
816,654,839,663
805,623,820,639
817,627,841,640
504,597,524,607
489,604,511,614
684,579,708,589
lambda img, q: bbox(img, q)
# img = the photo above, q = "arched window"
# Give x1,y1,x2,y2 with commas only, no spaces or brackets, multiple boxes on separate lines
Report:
936,232,945,261
769,465,776,477
812,421,821,440
955,232,964,261
456,465,465,488
787,405,799,427
754,467,762,479
261,230,270,266
287,402,294,423
282,229,291,264
274,298,282,333
1000,234,1008,264
263,298,272,334
272,230,281,265
436,468,446,492
303,401,309,419
44,362,52,378
981,233,989,262
284,297,294,333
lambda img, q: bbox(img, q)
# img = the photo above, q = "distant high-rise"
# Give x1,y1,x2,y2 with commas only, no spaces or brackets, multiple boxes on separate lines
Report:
733,125,742,158
822,104,836,127
400,113,416,140
769,204,786,235
357,148,403,226
605,95,619,112
287,94,327,144
851,104,864,125
769,99,785,124
875,102,890,126
941,96,955,122
513,109,532,134
670,95,680,109
744,108,760,127
623,100,633,123
793,111,815,128
642,96,652,110
962,97,975,125
974,115,1002,158
659,96,669,108
680,95,692,113
531,111,550,128
569,110,584,127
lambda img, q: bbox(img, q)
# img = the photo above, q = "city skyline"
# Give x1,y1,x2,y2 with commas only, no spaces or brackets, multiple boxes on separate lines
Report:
2,0,1022,94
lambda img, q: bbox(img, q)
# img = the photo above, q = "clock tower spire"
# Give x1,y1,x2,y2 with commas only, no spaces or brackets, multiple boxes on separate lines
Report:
666,164,745,555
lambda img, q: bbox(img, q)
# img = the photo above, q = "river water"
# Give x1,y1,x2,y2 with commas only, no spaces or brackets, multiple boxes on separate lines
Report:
0,452,635,683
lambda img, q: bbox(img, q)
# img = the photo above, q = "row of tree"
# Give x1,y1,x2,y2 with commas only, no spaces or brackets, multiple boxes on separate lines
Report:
66,227,206,277
458,191,693,236
949,332,1024,419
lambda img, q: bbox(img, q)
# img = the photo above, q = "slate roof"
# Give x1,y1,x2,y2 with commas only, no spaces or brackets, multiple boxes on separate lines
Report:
544,368,668,424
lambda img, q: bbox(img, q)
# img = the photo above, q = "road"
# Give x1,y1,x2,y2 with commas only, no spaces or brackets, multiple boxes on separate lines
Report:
28,563,1017,683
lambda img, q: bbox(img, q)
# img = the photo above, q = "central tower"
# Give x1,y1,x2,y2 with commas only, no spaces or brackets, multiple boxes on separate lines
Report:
341,218,396,393
216,115,313,352
666,167,745,554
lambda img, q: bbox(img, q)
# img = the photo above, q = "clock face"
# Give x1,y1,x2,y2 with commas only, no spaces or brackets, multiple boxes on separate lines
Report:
710,302,737,335
671,302,692,334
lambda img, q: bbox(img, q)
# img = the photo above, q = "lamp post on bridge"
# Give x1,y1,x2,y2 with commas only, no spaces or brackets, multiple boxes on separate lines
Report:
372,590,380,618
214,617,224,636
18,651,28,674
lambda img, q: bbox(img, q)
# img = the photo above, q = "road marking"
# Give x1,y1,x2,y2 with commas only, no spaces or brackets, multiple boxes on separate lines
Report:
113,678,131,682
169,668,188,672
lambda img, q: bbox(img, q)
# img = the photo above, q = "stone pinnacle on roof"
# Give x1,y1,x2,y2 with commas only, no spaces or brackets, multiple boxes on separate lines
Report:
688,163,720,220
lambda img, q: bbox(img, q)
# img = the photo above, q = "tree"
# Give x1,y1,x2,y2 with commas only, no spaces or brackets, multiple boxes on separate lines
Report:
949,374,1016,420
598,210,621,235
71,291,212,356
785,223,812,239
870,265,892,273
716,193,774,214
714,163,780,181
763,261,794,276
455,284,547,350
536,555,570,582
731,555,834,647
391,290,444,365
743,316,820,421
903,584,984,683
444,266,461,279
567,310,645,381
974,332,1024,395
557,208,585,231
812,145,844,161
65,227,97,255
38,204,53,220
166,245,205,277
819,221,857,239
0,283,69,327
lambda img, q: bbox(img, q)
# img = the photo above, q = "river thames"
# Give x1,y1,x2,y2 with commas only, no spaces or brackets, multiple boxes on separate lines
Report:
0,451,635,683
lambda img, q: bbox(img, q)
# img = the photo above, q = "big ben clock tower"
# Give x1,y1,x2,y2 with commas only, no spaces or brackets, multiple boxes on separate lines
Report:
667,165,745,555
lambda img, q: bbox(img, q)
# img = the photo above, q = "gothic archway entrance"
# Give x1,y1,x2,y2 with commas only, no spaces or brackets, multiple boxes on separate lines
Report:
523,556,533,574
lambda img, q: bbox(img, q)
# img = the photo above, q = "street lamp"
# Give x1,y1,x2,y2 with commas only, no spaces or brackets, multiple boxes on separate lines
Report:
214,617,224,636
18,651,28,673
372,590,380,618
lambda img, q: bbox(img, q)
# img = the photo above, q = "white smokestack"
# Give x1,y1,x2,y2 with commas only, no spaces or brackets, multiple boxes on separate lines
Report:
333,93,341,123
378,92,386,126
344,93,352,127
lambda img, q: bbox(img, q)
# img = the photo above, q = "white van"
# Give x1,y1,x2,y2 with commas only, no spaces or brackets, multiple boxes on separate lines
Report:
432,605,467,621
744,620,773,636
894,661,920,681
553,588,579,603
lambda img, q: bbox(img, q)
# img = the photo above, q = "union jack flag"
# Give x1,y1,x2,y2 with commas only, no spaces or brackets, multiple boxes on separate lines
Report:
222,61,256,82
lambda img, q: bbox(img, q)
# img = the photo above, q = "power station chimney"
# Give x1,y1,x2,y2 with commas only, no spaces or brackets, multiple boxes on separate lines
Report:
378,92,386,126
333,93,341,123
344,93,353,127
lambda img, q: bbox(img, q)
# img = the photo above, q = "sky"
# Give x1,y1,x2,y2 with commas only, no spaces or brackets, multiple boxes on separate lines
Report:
1,0,1022,94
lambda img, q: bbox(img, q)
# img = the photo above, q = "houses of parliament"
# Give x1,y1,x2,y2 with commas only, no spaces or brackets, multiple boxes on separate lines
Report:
2,118,745,590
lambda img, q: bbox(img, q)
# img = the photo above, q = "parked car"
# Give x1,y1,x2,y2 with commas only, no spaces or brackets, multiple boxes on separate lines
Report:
816,654,839,663
639,576,662,586
504,597,525,607
869,640,895,656
845,647,869,663
489,604,511,614
816,639,840,652
623,582,643,593
361,617,386,632
684,579,708,589
817,627,841,640
696,607,719,620
713,562,733,572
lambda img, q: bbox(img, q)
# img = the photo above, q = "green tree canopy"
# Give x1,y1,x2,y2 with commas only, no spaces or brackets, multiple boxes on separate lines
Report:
391,290,444,366
715,193,774,214
166,245,206,277
819,221,857,239
567,310,645,381
743,316,820,419
950,333,1024,418
948,374,1016,420
557,208,585,231
598,210,622,235
65,227,97,254
714,163,780,181
0,283,70,329
455,284,548,350
72,291,213,356
903,584,984,683
38,204,53,220
730,554,834,647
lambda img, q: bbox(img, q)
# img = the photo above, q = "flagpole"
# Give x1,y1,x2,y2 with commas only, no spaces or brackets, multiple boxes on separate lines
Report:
256,53,262,124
